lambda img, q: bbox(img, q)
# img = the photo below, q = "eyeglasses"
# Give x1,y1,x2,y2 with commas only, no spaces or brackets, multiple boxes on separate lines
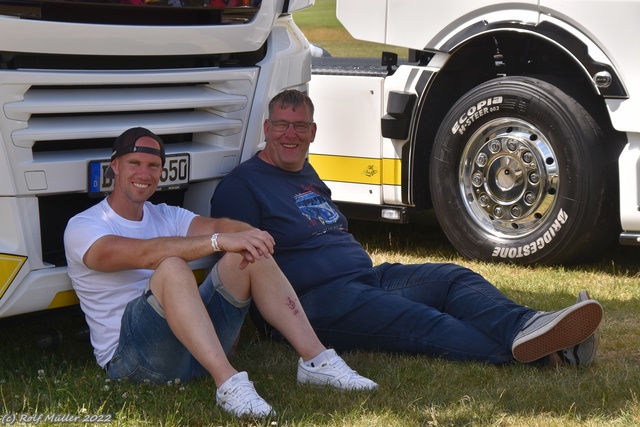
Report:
269,120,313,133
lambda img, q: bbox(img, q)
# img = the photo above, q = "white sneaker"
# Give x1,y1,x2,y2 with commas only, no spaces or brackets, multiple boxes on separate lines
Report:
512,299,603,363
216,371,275,418
297,349,378,390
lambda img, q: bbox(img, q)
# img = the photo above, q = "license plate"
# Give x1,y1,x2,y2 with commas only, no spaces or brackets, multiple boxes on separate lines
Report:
89,154,190,194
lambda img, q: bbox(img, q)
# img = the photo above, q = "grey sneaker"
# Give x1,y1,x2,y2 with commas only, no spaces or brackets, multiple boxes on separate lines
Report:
558,290,601,365
297,349,379,390
512,298,603,363
216,371,275,418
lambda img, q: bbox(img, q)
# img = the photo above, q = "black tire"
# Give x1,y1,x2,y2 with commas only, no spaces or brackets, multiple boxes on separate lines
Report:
430,76,617,265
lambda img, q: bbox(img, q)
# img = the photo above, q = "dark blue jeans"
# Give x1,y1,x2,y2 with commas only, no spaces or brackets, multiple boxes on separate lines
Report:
298,262,536,364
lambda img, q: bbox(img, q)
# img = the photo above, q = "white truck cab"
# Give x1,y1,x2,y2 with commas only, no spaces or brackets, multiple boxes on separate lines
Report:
309,0,639,265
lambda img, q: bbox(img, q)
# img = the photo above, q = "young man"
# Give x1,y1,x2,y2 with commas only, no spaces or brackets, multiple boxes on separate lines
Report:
211,90,603,367
64,127,377,419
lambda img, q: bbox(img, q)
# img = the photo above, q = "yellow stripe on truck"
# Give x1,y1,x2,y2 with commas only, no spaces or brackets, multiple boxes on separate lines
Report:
0,254,27,299
309,154,401,186
48,290,80,309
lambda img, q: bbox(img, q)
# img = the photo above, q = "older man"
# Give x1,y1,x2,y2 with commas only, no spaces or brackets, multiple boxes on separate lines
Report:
212,90,602,367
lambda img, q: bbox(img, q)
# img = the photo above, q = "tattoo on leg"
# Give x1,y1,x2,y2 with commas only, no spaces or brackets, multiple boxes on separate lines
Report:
286,296,300,315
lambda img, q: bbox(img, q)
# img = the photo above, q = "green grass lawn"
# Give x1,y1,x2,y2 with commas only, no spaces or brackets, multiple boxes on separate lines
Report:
1,2,639,426
1,211,639,426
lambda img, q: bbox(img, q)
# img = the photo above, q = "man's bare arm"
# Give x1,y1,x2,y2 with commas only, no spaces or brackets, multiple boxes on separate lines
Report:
83,216,275,273
83,234,214,272
186,216,255,237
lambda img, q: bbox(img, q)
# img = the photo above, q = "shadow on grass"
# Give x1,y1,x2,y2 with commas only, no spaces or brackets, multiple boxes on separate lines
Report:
349,208,640,277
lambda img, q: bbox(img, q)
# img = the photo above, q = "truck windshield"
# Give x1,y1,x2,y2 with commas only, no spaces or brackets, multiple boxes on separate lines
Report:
0,0,261,25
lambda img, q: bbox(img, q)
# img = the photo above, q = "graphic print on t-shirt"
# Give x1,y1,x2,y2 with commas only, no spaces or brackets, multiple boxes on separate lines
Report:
294,190,339,226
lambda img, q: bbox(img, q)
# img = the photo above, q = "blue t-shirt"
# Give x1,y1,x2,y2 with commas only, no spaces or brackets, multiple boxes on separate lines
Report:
211,155,373,295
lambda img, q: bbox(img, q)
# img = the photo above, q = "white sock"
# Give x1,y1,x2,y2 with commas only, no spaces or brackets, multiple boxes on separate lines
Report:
304,349,331,368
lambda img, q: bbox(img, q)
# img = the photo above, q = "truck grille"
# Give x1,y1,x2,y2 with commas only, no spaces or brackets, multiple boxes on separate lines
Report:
1,66,258,195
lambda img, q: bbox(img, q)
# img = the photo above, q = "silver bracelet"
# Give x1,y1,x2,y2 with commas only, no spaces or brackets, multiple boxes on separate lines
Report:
211,233,222,252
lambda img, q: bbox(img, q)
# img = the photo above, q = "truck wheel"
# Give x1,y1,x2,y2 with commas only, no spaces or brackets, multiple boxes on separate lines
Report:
430,76,616,265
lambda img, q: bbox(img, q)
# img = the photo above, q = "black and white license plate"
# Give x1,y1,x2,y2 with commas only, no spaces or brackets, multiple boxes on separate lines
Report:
89,154,190,194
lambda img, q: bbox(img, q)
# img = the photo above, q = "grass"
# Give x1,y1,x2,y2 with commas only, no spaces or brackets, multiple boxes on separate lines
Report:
1,211,639,426
2,3,640,426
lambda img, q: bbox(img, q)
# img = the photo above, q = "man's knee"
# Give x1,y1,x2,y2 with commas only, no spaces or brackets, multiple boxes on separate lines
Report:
217,252,253,277
150,257,196,296
155,256,192,277
216,252,258,301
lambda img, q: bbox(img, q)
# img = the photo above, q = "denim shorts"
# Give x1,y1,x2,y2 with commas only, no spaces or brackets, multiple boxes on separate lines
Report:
105,262,250,384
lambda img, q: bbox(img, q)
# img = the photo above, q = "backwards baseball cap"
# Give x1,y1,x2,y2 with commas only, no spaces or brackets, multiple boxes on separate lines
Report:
105,127,166,179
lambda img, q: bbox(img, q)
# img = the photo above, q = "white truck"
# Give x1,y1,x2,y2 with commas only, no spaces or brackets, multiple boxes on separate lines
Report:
309,0,640,265
0,0,315,320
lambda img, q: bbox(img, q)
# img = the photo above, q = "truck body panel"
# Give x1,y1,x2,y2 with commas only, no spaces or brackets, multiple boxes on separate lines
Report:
310,0,640,263
0,0,315,319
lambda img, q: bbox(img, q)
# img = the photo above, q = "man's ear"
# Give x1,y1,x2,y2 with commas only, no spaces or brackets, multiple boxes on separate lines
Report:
310,122,317,143
263,118,270,137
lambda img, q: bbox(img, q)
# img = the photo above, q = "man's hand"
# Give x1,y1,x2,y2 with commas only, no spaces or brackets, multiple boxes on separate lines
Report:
215,230,275,270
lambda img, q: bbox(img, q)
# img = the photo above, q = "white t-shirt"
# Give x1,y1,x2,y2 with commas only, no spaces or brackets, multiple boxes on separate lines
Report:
64,198,196,367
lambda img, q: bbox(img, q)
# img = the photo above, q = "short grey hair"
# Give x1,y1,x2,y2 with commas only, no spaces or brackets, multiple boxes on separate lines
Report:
268,90,315,121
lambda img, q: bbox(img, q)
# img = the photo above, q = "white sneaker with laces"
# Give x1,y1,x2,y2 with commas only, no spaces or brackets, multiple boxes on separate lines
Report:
297,349,378,390
216,371,275,418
